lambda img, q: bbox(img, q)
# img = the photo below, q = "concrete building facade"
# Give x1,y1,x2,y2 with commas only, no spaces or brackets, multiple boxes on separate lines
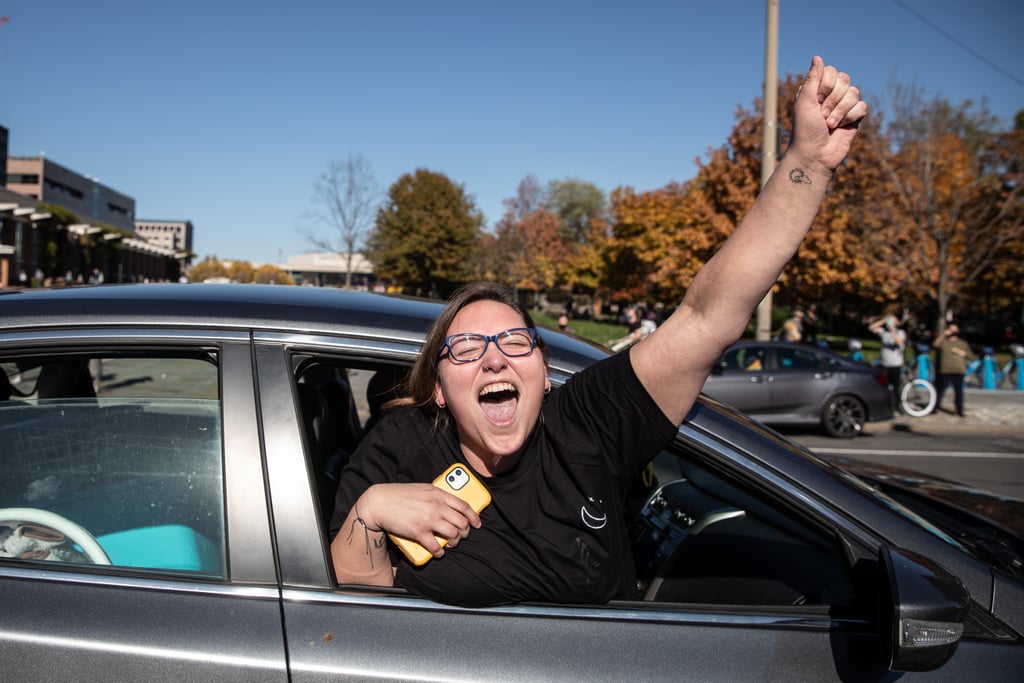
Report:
7,155,136,232
134,219,194,256
1,135,187,286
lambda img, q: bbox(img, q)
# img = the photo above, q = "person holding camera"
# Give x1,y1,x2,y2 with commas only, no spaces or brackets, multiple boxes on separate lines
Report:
869,312,907,411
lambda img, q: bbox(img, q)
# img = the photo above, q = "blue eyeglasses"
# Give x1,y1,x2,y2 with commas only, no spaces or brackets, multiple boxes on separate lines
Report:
440,327,539,364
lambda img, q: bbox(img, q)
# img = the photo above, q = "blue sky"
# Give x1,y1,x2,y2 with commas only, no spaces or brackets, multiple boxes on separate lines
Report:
2,0,1022,265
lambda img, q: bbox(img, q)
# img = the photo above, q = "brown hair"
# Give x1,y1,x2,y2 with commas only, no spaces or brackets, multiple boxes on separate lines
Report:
409,282,547,426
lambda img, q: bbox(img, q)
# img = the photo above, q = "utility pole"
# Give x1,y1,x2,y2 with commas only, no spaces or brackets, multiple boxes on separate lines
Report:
755,0,779,340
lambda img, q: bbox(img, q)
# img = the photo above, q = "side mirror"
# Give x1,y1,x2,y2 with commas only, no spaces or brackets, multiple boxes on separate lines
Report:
880,545,970,672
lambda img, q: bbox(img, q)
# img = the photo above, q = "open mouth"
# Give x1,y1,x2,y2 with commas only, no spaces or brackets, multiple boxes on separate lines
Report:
479,382,519,425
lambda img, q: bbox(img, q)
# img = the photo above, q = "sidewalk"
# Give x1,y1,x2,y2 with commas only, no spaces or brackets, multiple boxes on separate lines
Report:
865,387,1024,436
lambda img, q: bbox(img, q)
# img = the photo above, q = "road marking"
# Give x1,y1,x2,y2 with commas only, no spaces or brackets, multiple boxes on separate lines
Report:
813,447,1024,459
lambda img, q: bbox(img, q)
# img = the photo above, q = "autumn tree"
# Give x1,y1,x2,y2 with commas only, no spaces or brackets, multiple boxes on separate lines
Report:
227,259,255,283
859,86,1024,328
300,155,380,288
365,169,483,296
470,231,502,282
609,73,899,326
187,256,229,282
603,80,784,306
976,111,1024,313
546,179,607,243
253,264,295,285
490,176,547,286
545,178,610,293
606,181,729,302
494,204,570,298
490,176,609,305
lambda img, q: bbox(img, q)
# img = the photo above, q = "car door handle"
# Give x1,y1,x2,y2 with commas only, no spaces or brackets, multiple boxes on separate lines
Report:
814,372,832,380
749,376,772,383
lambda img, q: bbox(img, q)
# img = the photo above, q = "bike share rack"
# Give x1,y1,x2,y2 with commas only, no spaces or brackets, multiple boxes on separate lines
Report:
915,344,934,382
1013,344,1024,391
965,344,1024,390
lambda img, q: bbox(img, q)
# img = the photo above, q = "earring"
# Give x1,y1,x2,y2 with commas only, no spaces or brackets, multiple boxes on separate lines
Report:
436,399,446,409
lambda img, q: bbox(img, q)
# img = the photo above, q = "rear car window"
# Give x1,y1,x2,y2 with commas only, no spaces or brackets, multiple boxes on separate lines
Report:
0,354,225,578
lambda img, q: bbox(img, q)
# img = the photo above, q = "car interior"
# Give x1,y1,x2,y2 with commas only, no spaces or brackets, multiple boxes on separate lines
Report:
629,451,854,606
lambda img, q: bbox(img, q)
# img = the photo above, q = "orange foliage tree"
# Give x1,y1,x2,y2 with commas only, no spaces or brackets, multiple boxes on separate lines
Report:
491,176,609,304
859,86,1024,328
605,181,727,302
604,73,881,313
495,207,571,294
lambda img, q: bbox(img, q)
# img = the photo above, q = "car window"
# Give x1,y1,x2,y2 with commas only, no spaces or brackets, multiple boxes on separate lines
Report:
776,347,821,371
0,354,226,578
290,355,410,526
292,353,854,610
721,346,765,372
631,446,854,607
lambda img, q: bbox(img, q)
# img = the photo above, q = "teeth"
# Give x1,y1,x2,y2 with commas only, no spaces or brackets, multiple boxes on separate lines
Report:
479,382,515,397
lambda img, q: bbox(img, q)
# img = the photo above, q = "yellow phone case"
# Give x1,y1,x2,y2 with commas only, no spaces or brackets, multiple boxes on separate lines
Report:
389,463,491,566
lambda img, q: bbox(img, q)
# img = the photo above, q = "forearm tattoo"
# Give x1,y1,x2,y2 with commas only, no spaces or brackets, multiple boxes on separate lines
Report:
347,511,386,568
788,167,812,184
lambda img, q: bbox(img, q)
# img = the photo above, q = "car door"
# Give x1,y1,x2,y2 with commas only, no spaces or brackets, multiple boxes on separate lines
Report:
767,345,836,415
702,344,772,414
0,331,287,680
254,337,916,681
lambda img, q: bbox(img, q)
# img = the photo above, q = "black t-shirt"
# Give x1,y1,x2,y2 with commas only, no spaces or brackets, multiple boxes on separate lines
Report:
329,351,678,607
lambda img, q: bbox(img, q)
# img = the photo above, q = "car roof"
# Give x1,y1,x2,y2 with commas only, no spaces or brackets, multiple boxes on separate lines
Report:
728,338,859,363
0,283,609,376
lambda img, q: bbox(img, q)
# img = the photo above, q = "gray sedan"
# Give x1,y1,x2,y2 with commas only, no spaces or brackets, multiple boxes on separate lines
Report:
0,284,1020,681
702,340,893,437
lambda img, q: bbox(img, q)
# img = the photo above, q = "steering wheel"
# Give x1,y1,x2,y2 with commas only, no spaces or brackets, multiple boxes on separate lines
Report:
0,507,111,565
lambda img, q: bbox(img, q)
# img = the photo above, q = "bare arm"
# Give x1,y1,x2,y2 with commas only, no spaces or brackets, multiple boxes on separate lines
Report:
331,482,482,585
631,56,868,424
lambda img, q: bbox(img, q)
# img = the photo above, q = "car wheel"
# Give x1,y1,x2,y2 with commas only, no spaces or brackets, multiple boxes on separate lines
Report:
821,394,866,438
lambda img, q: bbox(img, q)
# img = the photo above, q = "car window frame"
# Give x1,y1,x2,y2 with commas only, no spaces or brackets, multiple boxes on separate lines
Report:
255,332,888,616
0,327,277,587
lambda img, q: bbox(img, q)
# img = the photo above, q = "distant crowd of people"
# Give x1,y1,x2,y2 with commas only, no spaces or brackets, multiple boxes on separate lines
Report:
776,302,977,418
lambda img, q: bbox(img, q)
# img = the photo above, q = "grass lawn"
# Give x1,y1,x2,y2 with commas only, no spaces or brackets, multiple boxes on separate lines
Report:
533,312,626,349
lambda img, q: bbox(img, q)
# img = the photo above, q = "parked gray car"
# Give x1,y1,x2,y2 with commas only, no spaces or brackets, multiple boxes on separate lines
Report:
702,339,893,438
0,284,1021,681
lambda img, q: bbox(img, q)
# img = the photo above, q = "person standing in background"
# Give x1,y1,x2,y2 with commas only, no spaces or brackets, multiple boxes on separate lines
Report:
802,305,819,344
869,312,907,409
780,309,804,342
933,322,971,417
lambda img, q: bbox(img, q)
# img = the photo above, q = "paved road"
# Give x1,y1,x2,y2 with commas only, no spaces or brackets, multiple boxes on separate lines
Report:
790,388,1024,500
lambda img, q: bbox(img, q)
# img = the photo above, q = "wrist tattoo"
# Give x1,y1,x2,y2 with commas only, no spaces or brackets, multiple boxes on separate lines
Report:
347,504,384,568
788,167,812,185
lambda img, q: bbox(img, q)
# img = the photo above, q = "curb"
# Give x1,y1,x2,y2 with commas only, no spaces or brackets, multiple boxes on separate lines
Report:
865,387,1024,437
863,406,1024,437
863,419,1024,437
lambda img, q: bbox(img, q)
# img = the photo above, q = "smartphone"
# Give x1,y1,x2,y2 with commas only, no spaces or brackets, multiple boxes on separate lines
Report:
388,463,491,566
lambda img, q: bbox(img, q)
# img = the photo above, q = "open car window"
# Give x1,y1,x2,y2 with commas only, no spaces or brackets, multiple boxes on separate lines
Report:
289,352,859,611
630,446,855,607
0,354,226,578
